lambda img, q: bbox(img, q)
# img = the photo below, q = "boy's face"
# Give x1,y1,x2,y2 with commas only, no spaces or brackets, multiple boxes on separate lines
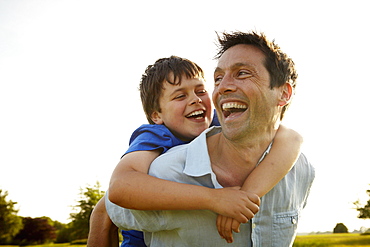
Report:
151,76,212,141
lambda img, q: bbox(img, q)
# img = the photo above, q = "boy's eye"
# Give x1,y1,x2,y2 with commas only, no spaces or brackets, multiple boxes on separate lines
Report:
197,89,207,95
174,94,185,100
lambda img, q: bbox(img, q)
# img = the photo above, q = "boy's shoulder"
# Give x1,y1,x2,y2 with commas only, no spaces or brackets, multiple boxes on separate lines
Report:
130,124,178,142
156,126,221,158
125,124,187,156
134,124,171,133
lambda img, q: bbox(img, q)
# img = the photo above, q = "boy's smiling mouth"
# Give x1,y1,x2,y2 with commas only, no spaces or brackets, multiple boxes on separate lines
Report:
222,102,248,118
186,110,206,119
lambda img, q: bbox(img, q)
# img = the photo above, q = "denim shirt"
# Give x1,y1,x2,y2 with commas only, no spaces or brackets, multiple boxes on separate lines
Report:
106,127,315,247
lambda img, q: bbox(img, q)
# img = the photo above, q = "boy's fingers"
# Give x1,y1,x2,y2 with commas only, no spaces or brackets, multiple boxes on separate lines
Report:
248,193,261,206
232,220,241,233
222,217,234,243
216,215,224,238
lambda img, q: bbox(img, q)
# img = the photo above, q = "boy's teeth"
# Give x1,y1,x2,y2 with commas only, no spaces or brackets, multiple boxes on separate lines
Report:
187,110,204,117
222,102,247,110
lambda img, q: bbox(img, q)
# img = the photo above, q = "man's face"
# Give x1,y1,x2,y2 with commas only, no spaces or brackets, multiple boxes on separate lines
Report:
213,44,282,140
151,76,212,142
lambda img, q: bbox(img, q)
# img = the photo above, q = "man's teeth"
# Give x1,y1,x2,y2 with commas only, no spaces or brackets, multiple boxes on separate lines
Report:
187,110,204,117
222,102,247,110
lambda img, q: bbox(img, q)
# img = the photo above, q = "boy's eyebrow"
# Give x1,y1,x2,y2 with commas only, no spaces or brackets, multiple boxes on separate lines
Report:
169,83,205,96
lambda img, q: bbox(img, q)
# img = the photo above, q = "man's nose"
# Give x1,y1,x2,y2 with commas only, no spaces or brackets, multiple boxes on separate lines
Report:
217,74,237,95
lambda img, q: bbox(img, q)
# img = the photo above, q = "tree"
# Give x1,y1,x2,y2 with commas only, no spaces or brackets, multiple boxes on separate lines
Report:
69,182,105,240
354,187,370,219
333,223,348,233
55,222,73,243
14,217,56,245
0,189,23,244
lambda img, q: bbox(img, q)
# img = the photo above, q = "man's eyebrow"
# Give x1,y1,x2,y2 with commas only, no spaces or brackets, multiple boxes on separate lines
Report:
214,63,252,74
232,62,250,68
214,67,223,74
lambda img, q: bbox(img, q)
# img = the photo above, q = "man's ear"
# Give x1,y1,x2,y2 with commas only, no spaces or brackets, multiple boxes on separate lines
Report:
151,111,164,125
278,83,293,106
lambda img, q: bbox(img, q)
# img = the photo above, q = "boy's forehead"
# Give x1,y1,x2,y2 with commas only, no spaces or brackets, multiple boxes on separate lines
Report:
165,72,203,83
163,74,204,86
162,76,205,92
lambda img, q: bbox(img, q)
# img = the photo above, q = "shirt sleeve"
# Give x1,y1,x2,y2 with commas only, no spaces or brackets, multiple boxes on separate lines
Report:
105,192,173,232
123,125,186,157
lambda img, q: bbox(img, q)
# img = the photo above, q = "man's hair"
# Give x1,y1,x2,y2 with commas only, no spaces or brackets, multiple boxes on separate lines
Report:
215,31,298,119
140,56,205,124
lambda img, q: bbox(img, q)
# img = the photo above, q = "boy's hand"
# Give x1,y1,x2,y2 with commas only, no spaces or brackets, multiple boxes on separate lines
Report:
211,188,260,243
216,215,241,243
211,187,260,224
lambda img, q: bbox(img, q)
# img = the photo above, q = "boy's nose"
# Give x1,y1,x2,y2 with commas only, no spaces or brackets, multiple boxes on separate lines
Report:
190,96,202,105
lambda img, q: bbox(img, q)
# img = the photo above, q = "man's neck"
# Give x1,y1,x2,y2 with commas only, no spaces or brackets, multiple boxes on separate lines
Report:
207,129,276,187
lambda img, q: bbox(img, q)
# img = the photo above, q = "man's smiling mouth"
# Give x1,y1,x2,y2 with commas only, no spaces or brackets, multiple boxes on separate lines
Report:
222,102,248,118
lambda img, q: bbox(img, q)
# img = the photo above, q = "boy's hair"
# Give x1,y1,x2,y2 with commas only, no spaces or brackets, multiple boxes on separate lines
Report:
140,56,205,124
215,31,298,120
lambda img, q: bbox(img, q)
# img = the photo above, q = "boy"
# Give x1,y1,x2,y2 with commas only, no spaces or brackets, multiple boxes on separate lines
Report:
88,56,302,246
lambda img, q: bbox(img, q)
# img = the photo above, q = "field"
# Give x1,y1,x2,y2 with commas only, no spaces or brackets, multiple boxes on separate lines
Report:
0,244,84,247
2,234,370,247
293,233,370,246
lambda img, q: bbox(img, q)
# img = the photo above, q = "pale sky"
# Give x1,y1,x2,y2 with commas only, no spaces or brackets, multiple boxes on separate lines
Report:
1,0,369,233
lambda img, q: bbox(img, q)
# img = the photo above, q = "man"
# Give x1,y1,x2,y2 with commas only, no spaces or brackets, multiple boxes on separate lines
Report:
106,31,315,246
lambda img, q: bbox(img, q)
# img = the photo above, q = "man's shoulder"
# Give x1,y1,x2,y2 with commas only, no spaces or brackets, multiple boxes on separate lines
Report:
293,153,315,181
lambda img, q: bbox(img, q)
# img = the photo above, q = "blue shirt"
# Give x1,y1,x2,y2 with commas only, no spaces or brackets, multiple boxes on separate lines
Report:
120,125,187,246
107,127,315,247
120,112,219,246
124,124,187,156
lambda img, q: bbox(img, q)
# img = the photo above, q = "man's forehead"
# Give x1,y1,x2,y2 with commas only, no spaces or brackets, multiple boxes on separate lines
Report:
216,44,265,70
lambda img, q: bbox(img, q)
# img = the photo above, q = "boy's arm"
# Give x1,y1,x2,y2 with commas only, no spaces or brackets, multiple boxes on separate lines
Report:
87,196,119,247
108,150,259,223
240,125,303,197
217,125,303,243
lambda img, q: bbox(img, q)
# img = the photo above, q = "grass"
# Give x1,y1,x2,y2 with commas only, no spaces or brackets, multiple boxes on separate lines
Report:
293,233,370,247
2,234,369,247
0,244,85,247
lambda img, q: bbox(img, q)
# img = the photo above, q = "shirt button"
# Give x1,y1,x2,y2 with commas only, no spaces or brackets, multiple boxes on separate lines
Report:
252,223,257,229
291,217,297,224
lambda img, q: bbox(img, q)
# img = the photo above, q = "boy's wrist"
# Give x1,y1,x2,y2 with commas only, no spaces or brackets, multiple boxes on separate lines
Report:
202,187,217,211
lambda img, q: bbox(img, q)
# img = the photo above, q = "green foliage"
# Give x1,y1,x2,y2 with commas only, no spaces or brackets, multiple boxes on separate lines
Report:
54,223,72,243
0,189,23,244
334,223,349,233
354,188,370,219
14,217,56,245
68,181,105,240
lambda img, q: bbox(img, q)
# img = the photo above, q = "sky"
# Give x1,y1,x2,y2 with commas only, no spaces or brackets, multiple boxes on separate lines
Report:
1,0,370,234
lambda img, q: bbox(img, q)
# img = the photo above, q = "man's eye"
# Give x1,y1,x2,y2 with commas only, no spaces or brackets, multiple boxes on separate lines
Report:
214,77,222,85
238,70,251,77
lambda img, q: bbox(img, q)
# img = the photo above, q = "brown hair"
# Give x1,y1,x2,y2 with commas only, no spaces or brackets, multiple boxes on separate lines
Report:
140,56,205,124
215,31,298,119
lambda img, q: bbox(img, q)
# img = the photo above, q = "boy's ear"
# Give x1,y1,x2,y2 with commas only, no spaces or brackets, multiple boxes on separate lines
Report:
278,83,293,106
151,111,164,125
